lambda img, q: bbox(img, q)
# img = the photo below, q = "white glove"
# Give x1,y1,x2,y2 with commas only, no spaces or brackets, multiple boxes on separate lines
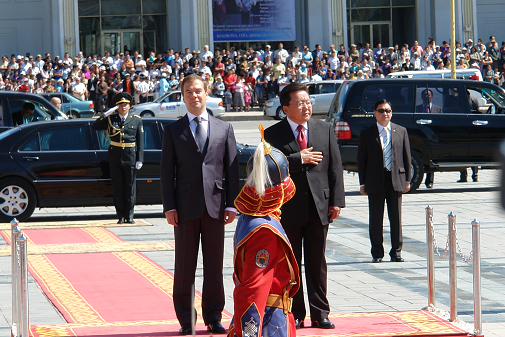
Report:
135,161,143,170
103,106,118,117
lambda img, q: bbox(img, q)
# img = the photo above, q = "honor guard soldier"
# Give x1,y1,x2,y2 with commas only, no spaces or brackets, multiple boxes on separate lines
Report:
228,126,300,337
94,93,144,224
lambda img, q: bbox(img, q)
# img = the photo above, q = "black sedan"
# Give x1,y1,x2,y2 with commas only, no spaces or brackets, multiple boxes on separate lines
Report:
0,118,255,222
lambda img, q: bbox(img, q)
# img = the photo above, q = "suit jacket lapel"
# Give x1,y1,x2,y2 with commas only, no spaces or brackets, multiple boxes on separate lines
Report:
391,123,399,156
205,115,215,157
181,114,199,152
281,119,300,153
307,119,316,148
372,125,382,153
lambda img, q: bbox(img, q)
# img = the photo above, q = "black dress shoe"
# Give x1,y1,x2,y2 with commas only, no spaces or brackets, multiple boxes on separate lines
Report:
372,257,383,263
472,177,478,182
425,183,433,189
457,178,467,183
311,318,335,329
179,326,193,335
117,218,124,224
125,218,135,224
295,319,305,329
207,321,226,334
390,256,405,262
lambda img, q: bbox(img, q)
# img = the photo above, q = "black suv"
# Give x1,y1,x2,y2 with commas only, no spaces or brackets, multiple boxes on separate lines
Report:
326,79,505,191
0,91,67,132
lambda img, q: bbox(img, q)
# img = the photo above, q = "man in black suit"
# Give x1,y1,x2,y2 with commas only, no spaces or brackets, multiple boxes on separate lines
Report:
94,93,144,224
358,99,412,263
265,83,345,330
161,74,239,335
13,102,36,126
415,88,442,114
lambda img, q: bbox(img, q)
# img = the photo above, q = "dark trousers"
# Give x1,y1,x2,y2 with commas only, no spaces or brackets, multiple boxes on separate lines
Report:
460,167,479,181
425,172,434,186
283,200,330,322
368,171,403,259
173,211,225,327
109,160,136,220
139,95,148,103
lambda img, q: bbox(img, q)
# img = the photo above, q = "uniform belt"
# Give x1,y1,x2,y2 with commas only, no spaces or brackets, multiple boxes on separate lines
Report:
110,141,136,148
266,294,292,313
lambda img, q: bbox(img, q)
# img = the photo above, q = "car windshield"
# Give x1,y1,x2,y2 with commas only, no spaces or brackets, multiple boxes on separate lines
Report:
334,82,351,115
482,88,505,108
153,92,173,103
65,94,80,102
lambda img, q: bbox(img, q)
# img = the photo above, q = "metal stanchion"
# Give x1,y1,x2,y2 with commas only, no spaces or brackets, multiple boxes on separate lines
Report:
18,234,29,337
10,220,20,337
448,212,458,322
472,219,482,336
425,206,436,308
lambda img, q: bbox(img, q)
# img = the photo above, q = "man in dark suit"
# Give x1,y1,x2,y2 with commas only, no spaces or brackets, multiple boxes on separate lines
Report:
415,88,442,114
264,83,345,330
94,93,144,224
358,99,412,263
161,74,239,335
12,102,36,126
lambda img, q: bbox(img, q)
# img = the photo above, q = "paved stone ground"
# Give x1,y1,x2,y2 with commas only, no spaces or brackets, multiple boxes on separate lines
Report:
1,169,504,336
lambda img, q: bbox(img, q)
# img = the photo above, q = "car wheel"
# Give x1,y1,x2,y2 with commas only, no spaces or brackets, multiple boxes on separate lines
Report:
140,110,155,117
0,178,37,222
410,152,424,193
69,111,80,119
275,106,285,120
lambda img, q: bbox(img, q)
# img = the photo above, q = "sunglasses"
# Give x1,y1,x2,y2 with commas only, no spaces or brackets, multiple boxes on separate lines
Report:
376,108,392,114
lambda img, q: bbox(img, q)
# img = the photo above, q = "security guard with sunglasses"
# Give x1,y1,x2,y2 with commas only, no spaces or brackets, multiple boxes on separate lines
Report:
94,92,144,224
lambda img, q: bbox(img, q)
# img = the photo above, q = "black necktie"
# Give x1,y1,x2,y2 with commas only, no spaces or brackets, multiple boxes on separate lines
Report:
194,117,207,152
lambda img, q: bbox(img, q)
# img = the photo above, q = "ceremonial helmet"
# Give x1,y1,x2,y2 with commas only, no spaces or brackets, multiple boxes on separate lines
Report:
235,125,296,219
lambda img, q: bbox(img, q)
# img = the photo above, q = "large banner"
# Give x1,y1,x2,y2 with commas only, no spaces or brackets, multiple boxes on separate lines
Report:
212,0,296,42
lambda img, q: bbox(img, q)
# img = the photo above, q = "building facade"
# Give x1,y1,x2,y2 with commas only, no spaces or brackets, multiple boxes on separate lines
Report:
0,0,503,57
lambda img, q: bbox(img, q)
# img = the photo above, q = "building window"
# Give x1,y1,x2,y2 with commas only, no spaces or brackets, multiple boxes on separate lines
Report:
347,0,415,48
78,0,167,56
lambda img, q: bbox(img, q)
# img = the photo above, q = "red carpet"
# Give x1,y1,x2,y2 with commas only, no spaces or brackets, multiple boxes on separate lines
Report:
2,227,470,337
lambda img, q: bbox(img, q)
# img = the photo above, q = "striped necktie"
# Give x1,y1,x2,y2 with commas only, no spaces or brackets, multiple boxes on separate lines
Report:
381,127,392,171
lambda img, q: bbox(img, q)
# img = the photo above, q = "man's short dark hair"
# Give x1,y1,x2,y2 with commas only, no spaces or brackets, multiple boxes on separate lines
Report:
373,99,391,111
279,83,308,107
22,102,35,111
422,88,433,96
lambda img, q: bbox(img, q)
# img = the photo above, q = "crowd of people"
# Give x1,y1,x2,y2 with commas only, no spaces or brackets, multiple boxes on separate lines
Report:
1,36,505,112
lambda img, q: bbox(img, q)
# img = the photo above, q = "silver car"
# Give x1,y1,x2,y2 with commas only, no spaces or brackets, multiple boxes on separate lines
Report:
264,80,343,119
130,90,225,118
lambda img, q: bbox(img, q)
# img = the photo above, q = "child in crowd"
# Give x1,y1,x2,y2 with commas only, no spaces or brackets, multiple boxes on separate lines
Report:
244,84,252,111
224,89,232,112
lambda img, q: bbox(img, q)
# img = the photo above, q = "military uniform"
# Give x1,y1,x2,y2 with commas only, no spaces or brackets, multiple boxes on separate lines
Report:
94,94,144,223
228,139,300,337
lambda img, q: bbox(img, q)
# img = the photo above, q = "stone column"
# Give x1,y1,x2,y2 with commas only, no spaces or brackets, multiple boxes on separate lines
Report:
331,0,346,47
62,0,79,55
461,0,476,42
196,0,212,49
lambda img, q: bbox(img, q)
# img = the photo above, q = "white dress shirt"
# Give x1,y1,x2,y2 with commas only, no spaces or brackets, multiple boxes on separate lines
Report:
286,117,308,141
187,110,209,139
